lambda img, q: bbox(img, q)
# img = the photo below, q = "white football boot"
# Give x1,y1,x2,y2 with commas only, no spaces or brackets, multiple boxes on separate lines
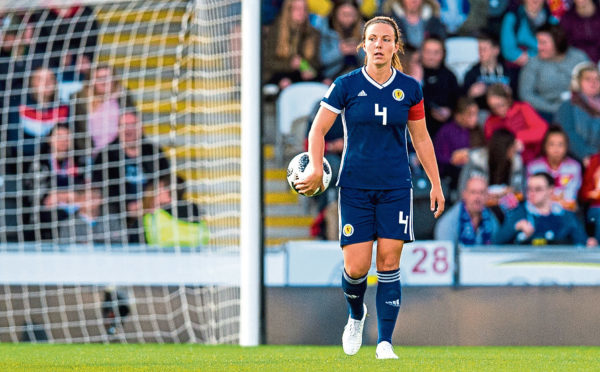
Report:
342,304,367,355
375,341,399,359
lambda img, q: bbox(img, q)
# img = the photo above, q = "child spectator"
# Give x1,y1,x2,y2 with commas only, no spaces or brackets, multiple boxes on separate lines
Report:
381,0,446,49
25,124,85,241
421,36,459,138
554,62,600,165
579,152,600,243
494,171,596,246
263,0,321,91
141,177,209,247
434,96,485,192
463,32,519,110
484,83,547,164
316,0,364,82
500,0,558,68
560,0,600,63
459,128,524,216
434,175,500,245
518,24,589,122
527,125,582,211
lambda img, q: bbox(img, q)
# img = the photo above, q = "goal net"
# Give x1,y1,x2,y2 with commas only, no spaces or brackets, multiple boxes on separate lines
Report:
0,0,243,343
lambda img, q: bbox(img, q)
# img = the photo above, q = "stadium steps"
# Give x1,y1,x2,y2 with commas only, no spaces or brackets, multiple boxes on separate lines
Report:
95,3,315,248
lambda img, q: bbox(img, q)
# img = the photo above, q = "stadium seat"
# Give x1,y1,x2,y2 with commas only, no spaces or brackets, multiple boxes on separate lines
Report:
276,82,330,165
444,37,479,85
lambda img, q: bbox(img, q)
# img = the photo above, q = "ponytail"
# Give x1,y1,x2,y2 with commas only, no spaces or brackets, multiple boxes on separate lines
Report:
359,16,405,71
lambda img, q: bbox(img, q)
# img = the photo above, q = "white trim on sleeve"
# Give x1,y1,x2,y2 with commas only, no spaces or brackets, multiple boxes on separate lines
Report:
320,101,342,114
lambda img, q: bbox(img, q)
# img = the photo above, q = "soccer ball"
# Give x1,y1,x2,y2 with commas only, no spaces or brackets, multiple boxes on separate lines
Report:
286,152,332,197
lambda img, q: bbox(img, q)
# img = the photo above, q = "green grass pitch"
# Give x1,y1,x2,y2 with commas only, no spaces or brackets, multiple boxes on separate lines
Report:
1,344,599,371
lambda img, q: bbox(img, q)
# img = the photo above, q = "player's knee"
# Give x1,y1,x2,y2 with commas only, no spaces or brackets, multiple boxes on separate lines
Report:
376,257,400,272
344,263,370,278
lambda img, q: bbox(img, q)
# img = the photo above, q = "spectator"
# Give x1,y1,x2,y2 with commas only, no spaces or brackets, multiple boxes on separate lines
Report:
494,171,596,246
398,44,423,82
434,96,485,192
141,177,209,247
0,13,34,104
500,0,558,68
434,175,500,244
421,36,459,138
463,32,519,110
316,0,364,82
484,83,548,164
554,62,600,165
381,0,446,49
57,187,125,246
455,0,488,36
560,0,600,63
29,6,99,101
6,66,70,174
527,125,582,211
519,24,589,122
25,124,86,241
579,152,600,242
458,128,524,213
29,6,98,72
263,0,321,91
92,109,171,243
75,63,124,156
436,0,471,34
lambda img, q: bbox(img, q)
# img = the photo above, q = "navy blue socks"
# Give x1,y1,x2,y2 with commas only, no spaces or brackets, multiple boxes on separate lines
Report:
376,269,401,344
341,269,367,320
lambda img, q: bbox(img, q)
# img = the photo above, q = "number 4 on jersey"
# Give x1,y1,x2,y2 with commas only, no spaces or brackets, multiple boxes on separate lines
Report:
375,103,387,125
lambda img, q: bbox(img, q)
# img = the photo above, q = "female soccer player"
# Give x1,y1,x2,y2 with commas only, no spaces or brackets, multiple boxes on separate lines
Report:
295,16,445,359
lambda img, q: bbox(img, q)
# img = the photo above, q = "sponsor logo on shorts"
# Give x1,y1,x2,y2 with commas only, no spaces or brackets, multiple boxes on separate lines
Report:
392,89,404,101
343,224,354,237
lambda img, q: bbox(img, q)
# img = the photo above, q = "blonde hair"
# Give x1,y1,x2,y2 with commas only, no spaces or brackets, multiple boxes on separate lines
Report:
274,0,316,61
358,16,404,71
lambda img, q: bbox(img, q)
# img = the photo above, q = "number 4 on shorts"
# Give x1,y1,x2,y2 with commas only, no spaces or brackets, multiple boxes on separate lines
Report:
399,211,409,234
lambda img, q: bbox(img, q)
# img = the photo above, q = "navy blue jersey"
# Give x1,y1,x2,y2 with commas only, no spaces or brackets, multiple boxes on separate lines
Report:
321,67,424,189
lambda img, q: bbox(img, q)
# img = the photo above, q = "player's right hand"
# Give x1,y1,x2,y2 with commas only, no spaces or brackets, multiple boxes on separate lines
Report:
294,170,323,197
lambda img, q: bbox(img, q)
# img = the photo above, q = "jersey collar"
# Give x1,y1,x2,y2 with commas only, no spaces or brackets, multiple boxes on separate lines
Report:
361,66,396,90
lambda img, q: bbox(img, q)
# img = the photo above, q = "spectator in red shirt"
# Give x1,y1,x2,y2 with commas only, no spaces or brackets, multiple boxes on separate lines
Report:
484,83,548,164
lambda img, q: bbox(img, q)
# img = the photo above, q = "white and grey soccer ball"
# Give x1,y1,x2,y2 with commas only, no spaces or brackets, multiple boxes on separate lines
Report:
286,152,332,197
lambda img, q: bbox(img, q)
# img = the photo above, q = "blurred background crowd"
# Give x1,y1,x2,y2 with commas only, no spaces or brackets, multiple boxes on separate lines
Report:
263,0,600,248
0,6,208,247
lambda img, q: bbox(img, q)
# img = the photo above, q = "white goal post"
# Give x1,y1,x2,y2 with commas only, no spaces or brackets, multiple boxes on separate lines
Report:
0,0,261,345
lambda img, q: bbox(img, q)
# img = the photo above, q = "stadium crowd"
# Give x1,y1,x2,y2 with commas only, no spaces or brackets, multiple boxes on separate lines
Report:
0,6,207,246
264,0,600,247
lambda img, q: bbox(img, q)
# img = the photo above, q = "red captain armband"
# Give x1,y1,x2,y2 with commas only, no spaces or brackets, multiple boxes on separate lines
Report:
408,99,425,121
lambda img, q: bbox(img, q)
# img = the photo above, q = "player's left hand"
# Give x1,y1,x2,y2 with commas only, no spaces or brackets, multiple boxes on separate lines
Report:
430,186,445,218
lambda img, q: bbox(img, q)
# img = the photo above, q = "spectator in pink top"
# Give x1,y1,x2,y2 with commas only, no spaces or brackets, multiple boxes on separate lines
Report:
527,125,582,211
75,63,123,156
484,83,548,164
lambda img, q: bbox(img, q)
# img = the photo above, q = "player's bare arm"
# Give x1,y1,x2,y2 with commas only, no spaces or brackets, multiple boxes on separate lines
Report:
407,118,445,218
295,106,338,195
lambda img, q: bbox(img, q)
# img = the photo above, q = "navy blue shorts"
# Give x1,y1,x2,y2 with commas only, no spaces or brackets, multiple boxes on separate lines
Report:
338,187,414,246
